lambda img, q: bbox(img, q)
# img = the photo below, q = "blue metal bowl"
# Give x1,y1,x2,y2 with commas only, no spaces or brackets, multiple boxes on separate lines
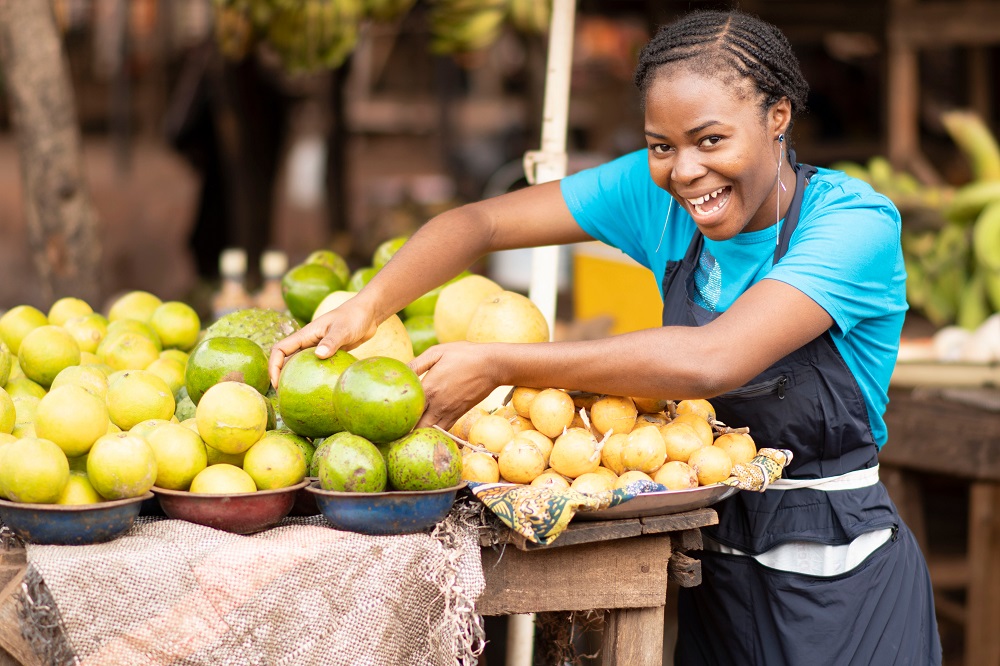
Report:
306,481,466,535
0,493,151,545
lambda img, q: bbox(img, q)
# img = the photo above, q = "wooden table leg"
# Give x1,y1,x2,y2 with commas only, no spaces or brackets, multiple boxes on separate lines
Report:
965,481,1000,666
601,606,664,666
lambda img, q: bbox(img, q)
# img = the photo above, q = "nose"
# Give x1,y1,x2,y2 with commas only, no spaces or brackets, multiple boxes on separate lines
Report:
671,148,707,186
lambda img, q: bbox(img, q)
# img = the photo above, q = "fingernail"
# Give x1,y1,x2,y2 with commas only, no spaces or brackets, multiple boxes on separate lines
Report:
316,345,329,356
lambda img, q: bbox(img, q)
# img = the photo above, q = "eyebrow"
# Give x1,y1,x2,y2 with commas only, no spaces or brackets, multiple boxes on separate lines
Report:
644,120,723,140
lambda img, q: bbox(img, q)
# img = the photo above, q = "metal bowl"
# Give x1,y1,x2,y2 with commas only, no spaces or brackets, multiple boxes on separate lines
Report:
572,483,740,521
307,481,466,536
0,493,151,545
289,477,320,516
152,480,310,535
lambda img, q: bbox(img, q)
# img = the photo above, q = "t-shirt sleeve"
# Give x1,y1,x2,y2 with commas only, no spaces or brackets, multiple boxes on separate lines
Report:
560,149,678,271
765,189,907,334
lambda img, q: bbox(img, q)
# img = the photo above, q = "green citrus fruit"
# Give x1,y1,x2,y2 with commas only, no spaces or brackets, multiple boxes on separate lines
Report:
62,313,109,354
5,376,47,400
146,423,208,490
332,356,425,444
316,432,387,492
346,267,378,292
305,249,350,286
18,325,81,388
281,263,344,322
86,432,158,499
403,315,438,356
145,357,186,397
0,342,12,386
0,388,13,434
386,427,462,491
97,330,160,371
206,445,247,467
34,385,109,457
106,370,176,431
263,428,315,472
104,319,163,351
0,437,70,503
185,336,270,404
276,349,357,438
51,363,109,400
48,297,93,326
129,418,172,439
372,236,408,270
189,464,256,494
0,305,48,354
242,433,307,490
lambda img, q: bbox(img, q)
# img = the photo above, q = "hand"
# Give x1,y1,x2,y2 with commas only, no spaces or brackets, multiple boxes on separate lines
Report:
409,342,501,430
268,302,378,387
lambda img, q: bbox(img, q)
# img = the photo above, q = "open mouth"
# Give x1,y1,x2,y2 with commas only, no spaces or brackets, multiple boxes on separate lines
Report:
686,186,731,216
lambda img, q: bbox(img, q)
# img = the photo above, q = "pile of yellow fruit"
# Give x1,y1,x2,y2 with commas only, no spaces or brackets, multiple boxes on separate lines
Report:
453,387,756,493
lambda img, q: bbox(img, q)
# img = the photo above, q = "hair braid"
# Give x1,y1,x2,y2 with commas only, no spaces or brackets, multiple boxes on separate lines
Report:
634,10,808,122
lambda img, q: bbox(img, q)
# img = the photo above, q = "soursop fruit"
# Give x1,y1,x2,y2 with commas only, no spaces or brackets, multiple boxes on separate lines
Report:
202,308,299,357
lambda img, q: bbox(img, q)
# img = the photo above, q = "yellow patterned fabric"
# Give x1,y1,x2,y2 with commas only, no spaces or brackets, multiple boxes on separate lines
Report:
721,448,793,491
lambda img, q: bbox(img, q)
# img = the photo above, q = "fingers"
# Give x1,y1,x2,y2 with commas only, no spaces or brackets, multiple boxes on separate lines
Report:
267,325,326,387
408,347,442,377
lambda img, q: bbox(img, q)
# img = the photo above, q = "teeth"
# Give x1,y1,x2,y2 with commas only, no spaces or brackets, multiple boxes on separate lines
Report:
687,187,725,206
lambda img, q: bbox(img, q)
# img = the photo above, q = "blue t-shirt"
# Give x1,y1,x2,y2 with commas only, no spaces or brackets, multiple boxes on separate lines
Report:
560,149,907,447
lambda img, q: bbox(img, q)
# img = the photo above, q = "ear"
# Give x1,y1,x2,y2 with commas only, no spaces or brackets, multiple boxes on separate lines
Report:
768,97,792,139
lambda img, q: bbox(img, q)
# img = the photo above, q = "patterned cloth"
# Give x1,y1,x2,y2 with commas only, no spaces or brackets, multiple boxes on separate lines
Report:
469,449,792,546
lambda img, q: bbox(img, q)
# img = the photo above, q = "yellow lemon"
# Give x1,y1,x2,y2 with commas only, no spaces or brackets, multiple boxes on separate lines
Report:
50,364,109,400
18,325,80,388
145,357,186,397
107,290,162,323
189,463,256,494
242,433,307,490
0,437,69,503
4,376,47,400
47,297,93,326
129,418,172,439
106,370,176,431
62,313,108,354
149,301,201,352
56,471,105,505
146,423,208,490
104,319,163,351
196,381,268,455
0,387,13,434
0,305,48,354
160,349,189,366
86,432,158,499
34,385,109,457
97,330,160,371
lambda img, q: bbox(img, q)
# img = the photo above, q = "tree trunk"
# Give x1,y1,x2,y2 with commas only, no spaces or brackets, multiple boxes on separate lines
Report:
0,0,102,306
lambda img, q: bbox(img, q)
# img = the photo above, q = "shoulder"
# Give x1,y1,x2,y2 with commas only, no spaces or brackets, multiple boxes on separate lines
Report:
801,168,901,229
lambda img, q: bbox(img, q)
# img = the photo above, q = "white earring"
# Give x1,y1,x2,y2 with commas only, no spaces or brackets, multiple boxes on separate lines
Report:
776,134,785,247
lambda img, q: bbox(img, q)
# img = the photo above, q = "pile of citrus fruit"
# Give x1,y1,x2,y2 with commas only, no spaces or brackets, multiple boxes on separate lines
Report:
452,388,756,493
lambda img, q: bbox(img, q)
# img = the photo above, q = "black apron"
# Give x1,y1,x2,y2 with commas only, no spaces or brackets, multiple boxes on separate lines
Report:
663,155,942,665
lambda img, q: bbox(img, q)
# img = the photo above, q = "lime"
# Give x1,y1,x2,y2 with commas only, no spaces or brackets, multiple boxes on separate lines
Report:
332,356,425,443
150,301,201,351
0,437,70,502
0,305,48,354
346,267,378,292
97,330,160,371
48,297,93,326
403,315,438,356
18,325,81,388
305,249,351,287
6,377,46,400
276,349,356,438
0,342,12,386
145,357,186,397
372,236,408,270
106,370,176,431
386,427,462,491
0,387,13,434
316,432,387,492
281,263,344,322
242,433,307,490
160,349,189,366
129,418,172,439
189,464,256,494
104,319,163,351
86,432,158,499
262,428,315,471
184,336,270,404
206,446,247,467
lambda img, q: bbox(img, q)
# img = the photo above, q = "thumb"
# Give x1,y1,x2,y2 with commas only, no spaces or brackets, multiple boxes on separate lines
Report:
408,347,442,377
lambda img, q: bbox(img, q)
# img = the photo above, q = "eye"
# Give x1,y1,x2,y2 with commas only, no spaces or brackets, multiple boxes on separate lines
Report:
699,135,723,148
648,143,673,155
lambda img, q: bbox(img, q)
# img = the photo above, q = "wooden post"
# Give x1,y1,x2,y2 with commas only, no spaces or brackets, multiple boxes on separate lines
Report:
602,607,666,666
0,0,102,305
886,0,919,170
965,482,1000,666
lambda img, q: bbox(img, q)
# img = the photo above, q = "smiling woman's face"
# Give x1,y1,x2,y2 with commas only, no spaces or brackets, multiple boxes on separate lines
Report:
644,65,791,241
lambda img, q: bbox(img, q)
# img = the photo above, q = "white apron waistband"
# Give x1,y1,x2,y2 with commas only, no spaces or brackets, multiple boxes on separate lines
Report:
766,465,880,492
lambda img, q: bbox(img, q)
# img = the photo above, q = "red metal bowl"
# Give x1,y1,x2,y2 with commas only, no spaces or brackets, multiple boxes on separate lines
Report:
152,480,309,535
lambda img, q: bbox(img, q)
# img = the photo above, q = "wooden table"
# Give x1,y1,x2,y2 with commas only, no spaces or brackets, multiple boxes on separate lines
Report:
880,386,1000,666
478,507,717,666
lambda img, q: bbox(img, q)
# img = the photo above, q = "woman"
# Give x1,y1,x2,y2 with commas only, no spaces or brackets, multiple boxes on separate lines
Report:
270,10,941,664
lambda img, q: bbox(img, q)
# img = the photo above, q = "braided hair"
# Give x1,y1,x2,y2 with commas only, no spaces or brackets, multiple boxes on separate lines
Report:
634,10,809,122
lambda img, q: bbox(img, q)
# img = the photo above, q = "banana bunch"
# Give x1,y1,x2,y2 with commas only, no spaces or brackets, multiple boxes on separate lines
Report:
265,0,363,72
212,0,258,61
429,0,551,55
362,0,418,22
837,111,1000,330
